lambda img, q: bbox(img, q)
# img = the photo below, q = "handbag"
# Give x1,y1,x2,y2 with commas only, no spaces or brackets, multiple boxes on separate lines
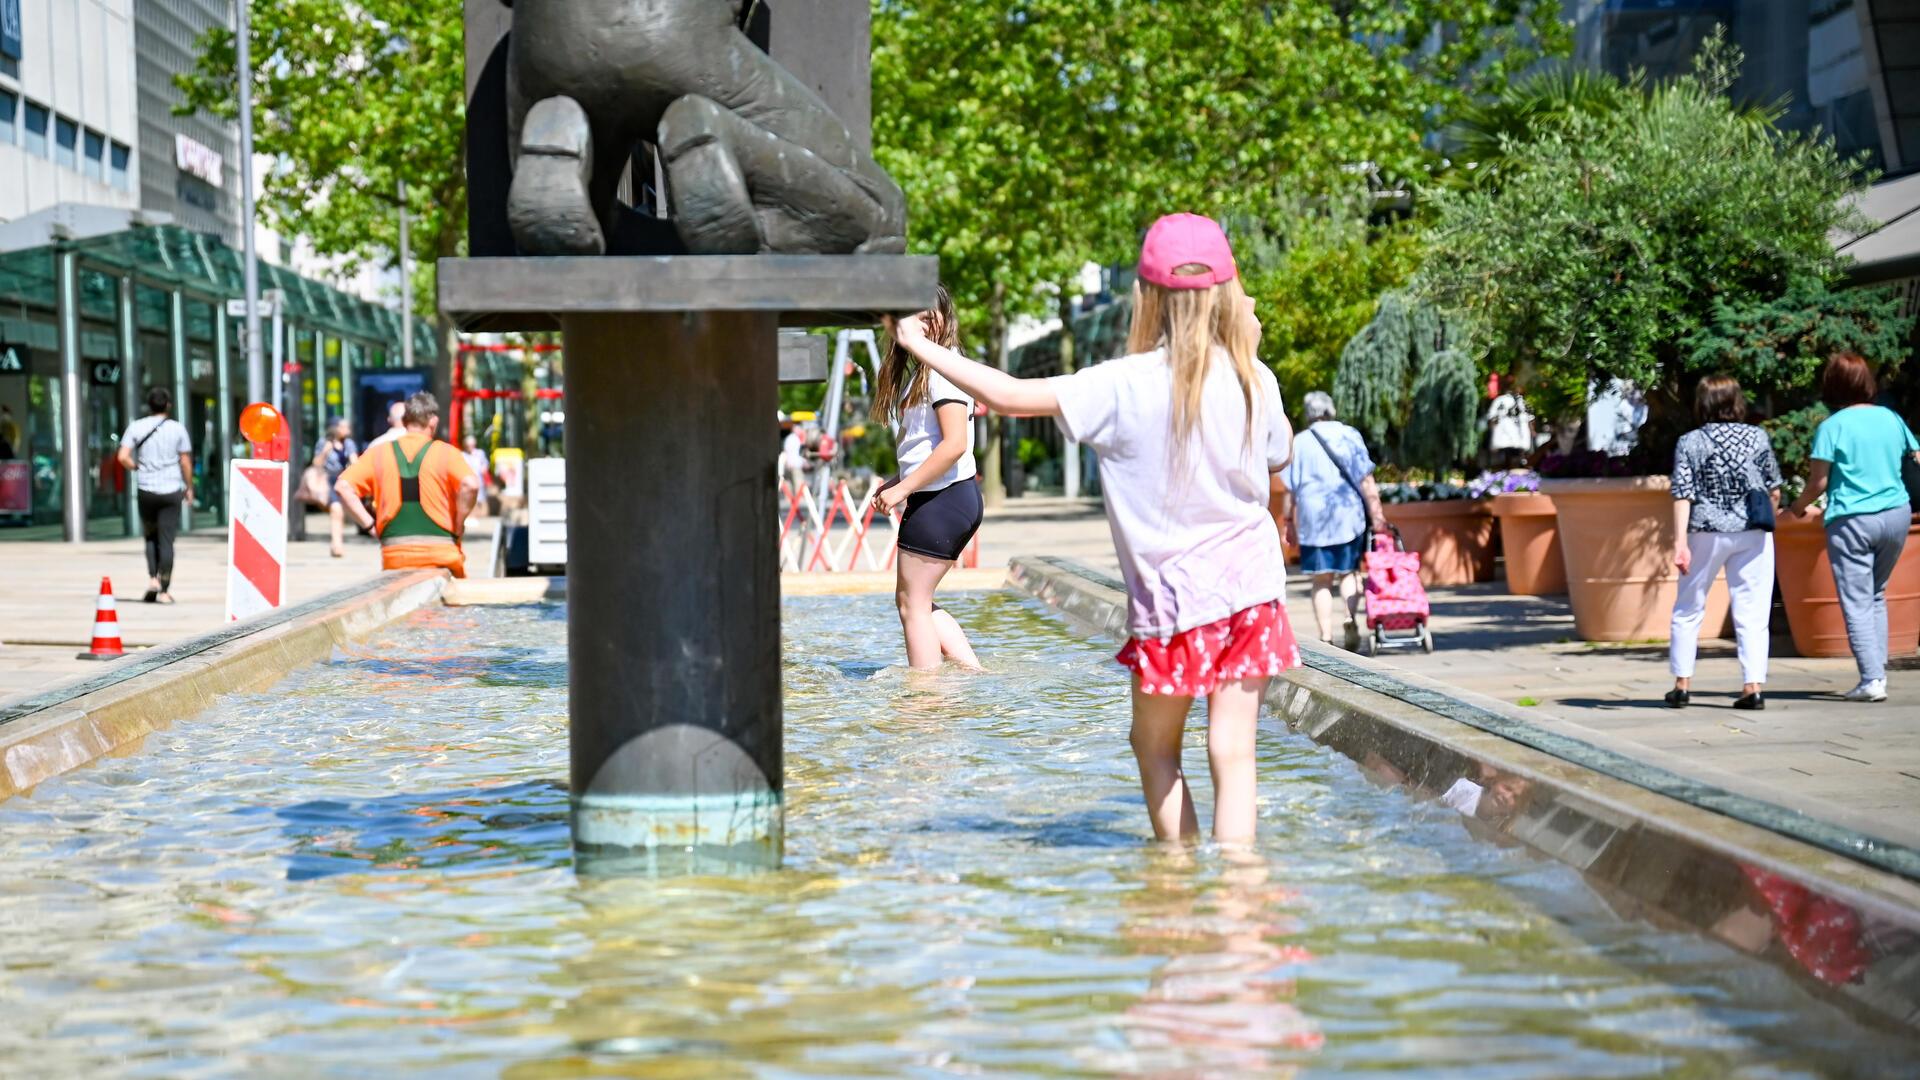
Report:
1902,450,1920,511
298,464,331,508
1744,488,1776,532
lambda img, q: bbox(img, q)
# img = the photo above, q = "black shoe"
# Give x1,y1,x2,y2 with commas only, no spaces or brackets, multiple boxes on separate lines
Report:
1665,688,1690,709
1734,692,1765,711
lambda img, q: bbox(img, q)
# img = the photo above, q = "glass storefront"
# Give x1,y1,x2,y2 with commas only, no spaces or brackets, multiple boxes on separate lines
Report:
0,219,436,541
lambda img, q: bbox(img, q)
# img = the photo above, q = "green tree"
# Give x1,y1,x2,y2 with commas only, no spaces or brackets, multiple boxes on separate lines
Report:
1332,290,1479,472
174,0,465,372
1416,37,1869,439
1682,277,1914,392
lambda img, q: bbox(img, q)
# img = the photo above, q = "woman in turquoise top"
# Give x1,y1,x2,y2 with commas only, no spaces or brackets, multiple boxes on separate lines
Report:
1786,353,1920,702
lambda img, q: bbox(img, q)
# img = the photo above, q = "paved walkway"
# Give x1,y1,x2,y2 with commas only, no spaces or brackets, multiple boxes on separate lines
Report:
0,509,432,701
976,495,1920,854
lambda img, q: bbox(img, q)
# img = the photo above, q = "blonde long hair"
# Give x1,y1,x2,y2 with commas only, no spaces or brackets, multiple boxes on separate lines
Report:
1125,266,1263,455
873,284,959,426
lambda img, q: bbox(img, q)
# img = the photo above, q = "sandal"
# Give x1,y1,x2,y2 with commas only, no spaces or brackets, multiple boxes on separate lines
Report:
155,592,176,605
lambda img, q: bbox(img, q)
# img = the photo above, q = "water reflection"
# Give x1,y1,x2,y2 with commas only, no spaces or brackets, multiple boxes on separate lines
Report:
1109,852,1321,1077
0,595,1913,1075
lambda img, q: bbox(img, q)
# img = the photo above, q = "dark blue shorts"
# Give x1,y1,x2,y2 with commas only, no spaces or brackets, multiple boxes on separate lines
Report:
897,478,983,562
1297,533,1366,575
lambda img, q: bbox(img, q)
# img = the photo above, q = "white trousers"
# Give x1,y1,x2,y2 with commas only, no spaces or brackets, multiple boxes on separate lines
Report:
1669,529,1774,684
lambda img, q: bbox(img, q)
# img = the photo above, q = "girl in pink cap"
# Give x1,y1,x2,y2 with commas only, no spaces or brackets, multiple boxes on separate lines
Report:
888,213,1298,845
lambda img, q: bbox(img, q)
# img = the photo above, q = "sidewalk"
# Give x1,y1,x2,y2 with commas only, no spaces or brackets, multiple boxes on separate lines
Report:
980,493,1920,854
0,510,410,701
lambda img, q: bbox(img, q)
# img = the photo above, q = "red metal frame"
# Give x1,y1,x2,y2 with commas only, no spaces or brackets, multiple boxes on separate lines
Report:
451,343,565,444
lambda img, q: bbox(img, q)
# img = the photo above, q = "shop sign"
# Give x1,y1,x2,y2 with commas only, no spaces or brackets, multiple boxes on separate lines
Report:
174,133,225,189
0,345,22,374
1,0,22,62
89,361,120,386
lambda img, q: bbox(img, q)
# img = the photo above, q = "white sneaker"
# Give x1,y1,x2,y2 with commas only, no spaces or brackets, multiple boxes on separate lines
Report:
1841,679,1888,702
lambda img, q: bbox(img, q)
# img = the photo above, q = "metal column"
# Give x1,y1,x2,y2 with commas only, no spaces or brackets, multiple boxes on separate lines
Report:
117,275,141,539
339,340,354,429
214,305,233,522
312,329,327,427
168,290,190,532
563,311,783,871
55,246,85,543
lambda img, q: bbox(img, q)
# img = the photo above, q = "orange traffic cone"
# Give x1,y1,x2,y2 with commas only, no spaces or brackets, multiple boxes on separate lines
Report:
76,576,126,661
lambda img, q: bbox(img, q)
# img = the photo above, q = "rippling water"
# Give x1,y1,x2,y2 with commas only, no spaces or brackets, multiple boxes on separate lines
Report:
0,594,1910,1077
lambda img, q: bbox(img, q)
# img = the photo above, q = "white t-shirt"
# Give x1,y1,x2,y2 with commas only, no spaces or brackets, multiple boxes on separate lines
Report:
893,369,976,492
780,430,808,474
1048,347,1291,639
119,415,192,496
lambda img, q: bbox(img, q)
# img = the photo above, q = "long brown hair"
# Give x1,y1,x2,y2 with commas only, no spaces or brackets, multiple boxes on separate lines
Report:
1124,266,1263,458
873,283,959,426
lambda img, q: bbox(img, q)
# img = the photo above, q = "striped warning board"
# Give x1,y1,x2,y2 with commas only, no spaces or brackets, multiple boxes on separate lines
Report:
226,459,287,622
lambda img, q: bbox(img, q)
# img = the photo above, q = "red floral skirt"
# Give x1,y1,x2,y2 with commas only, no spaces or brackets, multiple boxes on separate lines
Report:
1118,600,1301,697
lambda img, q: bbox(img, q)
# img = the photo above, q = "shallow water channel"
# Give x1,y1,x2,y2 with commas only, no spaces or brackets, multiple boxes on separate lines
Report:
1,594,1914,1077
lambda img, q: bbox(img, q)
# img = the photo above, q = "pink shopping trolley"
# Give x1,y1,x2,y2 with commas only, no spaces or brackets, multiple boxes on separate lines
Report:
1360,527,1433,655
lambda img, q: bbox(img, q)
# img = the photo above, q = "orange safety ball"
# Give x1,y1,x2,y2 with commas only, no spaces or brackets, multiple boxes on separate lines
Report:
238,402,282,445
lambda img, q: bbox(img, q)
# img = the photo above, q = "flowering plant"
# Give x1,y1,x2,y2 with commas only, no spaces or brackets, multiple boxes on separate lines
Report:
1467,469,1539,498
1378,481,1472,503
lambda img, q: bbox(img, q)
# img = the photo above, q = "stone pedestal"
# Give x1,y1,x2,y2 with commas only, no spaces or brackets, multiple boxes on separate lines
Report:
440,254,936,870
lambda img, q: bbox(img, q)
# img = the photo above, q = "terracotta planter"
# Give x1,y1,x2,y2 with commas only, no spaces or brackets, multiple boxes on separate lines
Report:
1540,477,1730,642
1776,513,1920,659
1381,500,1496,586
1490,492,1566,596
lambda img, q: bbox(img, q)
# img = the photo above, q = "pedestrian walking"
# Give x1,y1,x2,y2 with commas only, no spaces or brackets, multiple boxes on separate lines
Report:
459,433,492,517
116,387,193,603
872,283,982,671
334,392,481,578
1272,392,1387,649
312,416,360,558
889,213,1299,845
1666,375,1780,710
1786,353,1920,702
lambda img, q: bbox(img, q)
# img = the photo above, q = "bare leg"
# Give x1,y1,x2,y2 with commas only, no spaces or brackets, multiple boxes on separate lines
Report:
895,550,954,670
1309,572,1337,641
1130,677,1200,843
328,502,346,557
1339,569,1364,627
931,607,982,670
1206,677,1266,846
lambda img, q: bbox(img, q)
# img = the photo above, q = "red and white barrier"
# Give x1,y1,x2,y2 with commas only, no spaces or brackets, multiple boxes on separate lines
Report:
226,459,288,621
778,476,980,573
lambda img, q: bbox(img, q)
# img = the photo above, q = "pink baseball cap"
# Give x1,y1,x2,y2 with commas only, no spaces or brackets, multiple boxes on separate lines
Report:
1137,213,1238,289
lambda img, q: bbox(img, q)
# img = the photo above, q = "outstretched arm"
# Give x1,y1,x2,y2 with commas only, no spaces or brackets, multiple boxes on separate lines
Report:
886,314,1060,418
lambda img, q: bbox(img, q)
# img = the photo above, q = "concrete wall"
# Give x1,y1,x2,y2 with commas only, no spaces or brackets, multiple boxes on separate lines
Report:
0,0,141,223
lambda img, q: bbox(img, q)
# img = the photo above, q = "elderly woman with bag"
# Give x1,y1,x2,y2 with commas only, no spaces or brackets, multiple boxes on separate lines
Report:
1667,375,1782,711
1786,353,1920,703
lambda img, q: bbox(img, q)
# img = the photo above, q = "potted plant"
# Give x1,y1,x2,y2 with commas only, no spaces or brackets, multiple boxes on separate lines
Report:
1417,38,1872,641
1476,469,1564,595
1766,405,1920,658
1378,480,1496,586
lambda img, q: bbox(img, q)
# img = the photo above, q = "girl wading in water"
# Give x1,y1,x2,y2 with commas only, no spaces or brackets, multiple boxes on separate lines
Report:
889,215,1300,844
873,284,984,670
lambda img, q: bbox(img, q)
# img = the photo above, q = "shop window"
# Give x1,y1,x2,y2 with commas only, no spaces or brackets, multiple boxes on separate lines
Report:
54,115,76,169
109,142,130,191
22,101,46,157
82,129,104,182
0,90,15,146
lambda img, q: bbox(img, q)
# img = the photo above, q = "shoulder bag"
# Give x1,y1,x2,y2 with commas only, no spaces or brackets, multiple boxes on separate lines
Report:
1308,426,1379,532
1888,407,1920,509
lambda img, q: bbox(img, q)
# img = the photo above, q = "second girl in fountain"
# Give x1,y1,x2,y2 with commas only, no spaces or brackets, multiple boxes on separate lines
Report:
873,284,984,670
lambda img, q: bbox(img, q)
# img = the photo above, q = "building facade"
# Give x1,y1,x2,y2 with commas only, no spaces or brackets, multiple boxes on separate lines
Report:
1566,0,1917,175
132,0,238,243
0,0,140,223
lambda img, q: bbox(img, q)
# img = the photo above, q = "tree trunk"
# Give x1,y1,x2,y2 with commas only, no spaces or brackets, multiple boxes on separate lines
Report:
1057,285,1080,498
981,281,1008,507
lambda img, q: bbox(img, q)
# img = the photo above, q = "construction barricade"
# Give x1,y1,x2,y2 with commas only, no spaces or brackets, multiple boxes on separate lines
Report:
779,476,981,573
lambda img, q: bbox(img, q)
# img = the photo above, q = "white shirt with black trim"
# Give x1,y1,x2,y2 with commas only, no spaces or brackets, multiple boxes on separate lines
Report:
892,369,976,492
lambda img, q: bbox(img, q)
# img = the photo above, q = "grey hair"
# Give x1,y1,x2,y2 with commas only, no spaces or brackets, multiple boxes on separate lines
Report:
1303,391,1337,422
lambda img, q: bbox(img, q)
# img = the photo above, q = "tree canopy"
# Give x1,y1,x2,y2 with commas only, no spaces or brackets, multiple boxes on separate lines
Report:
1415,38,1870,424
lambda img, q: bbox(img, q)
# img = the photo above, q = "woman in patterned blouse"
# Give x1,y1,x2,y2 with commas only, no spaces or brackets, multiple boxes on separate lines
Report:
1667,375,1782,711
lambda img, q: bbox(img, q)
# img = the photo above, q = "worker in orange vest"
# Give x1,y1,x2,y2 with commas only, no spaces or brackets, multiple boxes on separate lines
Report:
335,391,481,577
